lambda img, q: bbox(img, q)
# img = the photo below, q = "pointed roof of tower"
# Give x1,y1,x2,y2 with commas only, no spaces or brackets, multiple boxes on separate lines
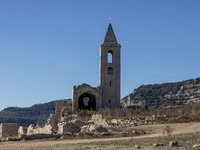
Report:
103,23,118,45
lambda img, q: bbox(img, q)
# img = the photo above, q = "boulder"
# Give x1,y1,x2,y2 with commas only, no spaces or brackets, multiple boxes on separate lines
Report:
58,122,80,134
169,141,178,147
81,124,97,132
135,145,140,149
81,124,108,133
95,125,108,132
132,130,140,135
110,119,118,124
193,144,200,148
89,114,108,127
154,143,164,146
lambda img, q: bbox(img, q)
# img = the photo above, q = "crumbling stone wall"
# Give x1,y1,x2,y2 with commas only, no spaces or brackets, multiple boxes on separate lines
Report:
55,100,72,120
26,114,57,135
18,126,27,137
0,123,19,137
47,114,57,131
27,124,54,135
72,83,102,111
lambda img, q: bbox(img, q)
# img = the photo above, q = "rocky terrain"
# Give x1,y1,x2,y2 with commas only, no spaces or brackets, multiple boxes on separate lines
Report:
121,77,200,108
1,77,200,127
1,118,200,149
1,104,200,149
0,112,194,141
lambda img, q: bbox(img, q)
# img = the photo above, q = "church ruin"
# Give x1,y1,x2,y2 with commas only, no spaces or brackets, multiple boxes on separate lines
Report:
56,23,121,114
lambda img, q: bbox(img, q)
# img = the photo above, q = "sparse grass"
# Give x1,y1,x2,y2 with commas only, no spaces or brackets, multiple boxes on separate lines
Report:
89,132,200,149
64,104,200,123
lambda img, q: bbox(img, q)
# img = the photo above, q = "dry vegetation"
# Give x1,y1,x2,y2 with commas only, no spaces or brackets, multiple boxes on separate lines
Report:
1,105,200,149
65,104,200,122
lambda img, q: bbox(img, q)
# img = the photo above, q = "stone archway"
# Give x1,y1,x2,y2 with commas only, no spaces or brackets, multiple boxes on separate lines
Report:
79,93,96,110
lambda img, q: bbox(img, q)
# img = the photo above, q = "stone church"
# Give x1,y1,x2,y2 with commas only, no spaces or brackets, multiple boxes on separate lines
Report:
71,23,121,111
56,23,121,117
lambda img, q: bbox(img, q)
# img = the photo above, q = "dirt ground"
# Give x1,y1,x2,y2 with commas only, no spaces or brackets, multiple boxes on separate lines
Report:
1,122,200,150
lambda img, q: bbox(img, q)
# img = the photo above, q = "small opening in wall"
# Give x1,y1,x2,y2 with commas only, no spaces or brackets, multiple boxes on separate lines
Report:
108,50,113,63
109,99,111,103
110,81,111,86
64,101,67,106
108,67,113,74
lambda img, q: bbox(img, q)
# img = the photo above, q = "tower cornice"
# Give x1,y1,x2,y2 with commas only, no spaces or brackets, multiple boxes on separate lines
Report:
99,44,121,50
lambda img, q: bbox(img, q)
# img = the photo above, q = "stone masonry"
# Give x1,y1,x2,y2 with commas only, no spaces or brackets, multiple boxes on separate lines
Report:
0,123,19,137
72,83,102,111
99,23,121,109
55,100,72,120
70,23,121,111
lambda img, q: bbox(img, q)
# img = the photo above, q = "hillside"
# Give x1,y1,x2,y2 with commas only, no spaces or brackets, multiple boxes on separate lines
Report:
0,101,56,127
1,77,200,127
121,77,200,109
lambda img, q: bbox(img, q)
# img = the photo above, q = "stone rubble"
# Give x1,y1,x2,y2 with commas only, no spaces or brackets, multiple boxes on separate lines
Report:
88,114,109,127
193,144,200,148
57,122,80,134
135,145,140,149
0,113,192,141
154,143,164,146
169,141,178,147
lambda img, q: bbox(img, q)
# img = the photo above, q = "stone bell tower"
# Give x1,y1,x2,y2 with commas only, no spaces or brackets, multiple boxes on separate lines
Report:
99,23,121,108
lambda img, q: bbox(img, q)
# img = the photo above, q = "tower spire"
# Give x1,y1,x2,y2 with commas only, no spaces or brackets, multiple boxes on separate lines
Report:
103,23,118,45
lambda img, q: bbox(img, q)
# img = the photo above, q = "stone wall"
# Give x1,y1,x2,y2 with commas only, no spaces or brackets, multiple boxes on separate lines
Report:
57,122,80,134
26,114,57,135
0,123,19,137
55,100,72,120
18,126,27,137
27,124,54,135
72,83,102,111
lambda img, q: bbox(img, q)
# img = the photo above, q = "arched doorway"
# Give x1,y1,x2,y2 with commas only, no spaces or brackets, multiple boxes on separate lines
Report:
79,93,96,110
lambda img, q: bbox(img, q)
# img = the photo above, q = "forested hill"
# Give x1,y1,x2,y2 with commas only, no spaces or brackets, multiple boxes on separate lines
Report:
121,77,200,109
0,101,56,127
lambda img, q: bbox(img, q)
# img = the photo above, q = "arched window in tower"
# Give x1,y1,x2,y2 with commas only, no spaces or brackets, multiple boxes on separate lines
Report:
108,67,113,74
108,50,113,63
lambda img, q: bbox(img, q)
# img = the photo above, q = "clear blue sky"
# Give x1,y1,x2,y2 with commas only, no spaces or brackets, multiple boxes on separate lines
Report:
1,0,200,111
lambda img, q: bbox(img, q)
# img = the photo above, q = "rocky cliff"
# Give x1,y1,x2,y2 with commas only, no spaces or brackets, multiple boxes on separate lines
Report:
121,77,200,108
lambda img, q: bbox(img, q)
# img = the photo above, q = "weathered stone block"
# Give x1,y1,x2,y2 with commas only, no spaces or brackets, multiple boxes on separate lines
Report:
58,122,80,134
0,123,19,137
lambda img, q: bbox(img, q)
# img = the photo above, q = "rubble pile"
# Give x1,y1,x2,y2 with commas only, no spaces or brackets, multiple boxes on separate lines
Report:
0,112,190,141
